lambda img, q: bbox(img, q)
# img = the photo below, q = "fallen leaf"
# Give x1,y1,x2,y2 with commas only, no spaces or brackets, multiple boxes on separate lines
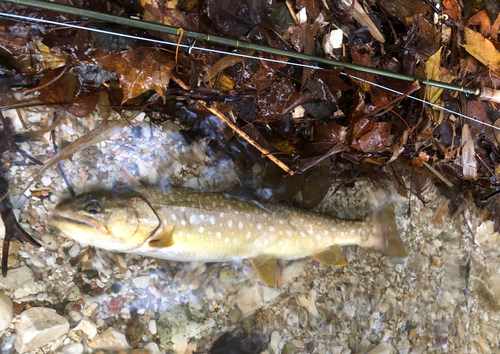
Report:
351,118,392,153
467,10,492,38
462,28,500,73
314,68,351,103
95,48,175,103
461,124,478,181
443,0,462,20
424,48,456,107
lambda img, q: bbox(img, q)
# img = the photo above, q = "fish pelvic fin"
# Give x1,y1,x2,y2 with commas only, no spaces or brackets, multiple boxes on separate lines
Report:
148,225,175,248
311,245,347,266
251,255,278,287
369,204,407,258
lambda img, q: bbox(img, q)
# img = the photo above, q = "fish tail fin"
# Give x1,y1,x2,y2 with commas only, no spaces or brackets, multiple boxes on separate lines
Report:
368,204,407,258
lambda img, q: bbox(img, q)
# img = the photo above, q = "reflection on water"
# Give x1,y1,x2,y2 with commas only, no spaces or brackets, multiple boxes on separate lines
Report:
0,107,499,353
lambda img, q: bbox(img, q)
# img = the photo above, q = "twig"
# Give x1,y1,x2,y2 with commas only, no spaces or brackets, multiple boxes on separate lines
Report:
421,161,454,187
171,76,293,176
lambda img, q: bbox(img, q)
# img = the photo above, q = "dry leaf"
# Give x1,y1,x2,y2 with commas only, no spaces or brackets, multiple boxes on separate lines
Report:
462,28,500,73
461,124,478,181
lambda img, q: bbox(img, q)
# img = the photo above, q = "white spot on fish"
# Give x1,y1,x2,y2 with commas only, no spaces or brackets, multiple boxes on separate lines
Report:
199,227,204,233
331,227,337,232
228,220,233,228
179,231,183,236
257,223,262,230
180,207,185,212
341,231,346,236
210,217,215,225
317,221,322,225
187,234,191,239
279,241,283,246
181,220,186,226
269,226,275,232
212,202,216,207
225,238,230,243
324,230,329,235
300,218,304,223
220,212,225,217
350,229,355,234
234,211,239,215
279,220,284,224
233,239,237,244
246,213,251,218
279,231,283,235
200,214,205,220
263,213,268,218
316,235,321,240
246,231,251,239
300,232,306,237
238,221,243,229
171,214,177,221
189,215,196,224
264,239,268,245
216,232,221,239
286,230,292,236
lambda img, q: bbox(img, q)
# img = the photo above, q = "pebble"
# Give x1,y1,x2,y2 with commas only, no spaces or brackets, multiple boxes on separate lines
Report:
61,342,84,354
367,342,395,354
144,342,160,354
14,281,46,300
0,292,14,331
67,310,83,323
237,285,264,316
270,331,281,354
30,254,46,268
88,327,130,351
68,243,81,258
66,285,82,302
132,276,150,289
40,234,59,251
149,319,157,335
14,307,70,353
75,317,98,339
40,176,52,187
0,266,33,292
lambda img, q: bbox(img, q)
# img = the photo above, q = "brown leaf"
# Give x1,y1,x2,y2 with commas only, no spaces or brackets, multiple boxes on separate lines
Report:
467,10,492,38
95,48,175,103
462,28,500,73
65,90,99,118
443,0,462,20
351,118,392,153
466,100,493,136
39,70,79,104
314,68,351,103
255,78,313,123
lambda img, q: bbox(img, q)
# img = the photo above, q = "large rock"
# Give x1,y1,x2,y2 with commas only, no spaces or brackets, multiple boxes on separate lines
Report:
14,307,70,353
0,292,13,331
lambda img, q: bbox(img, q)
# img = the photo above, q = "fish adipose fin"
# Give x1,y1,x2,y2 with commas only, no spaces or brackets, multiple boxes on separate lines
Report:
311,245,347,266
148,225,175,248
251,255,278,287
370,205,407,258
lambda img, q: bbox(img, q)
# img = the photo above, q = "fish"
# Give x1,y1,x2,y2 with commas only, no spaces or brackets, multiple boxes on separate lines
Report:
49,187,407,286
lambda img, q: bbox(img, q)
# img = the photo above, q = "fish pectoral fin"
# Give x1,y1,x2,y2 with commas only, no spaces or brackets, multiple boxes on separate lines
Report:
311,245,347,267
251,255,278,287
148,225,175,248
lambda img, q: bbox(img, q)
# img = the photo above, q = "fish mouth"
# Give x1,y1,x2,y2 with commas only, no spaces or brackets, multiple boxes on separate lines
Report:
50,213,95,228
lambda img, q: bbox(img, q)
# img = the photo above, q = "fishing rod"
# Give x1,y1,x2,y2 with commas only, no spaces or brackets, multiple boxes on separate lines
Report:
1,0,499,130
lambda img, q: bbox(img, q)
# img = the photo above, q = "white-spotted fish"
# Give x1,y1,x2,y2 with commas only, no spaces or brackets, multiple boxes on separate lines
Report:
49,188,407,286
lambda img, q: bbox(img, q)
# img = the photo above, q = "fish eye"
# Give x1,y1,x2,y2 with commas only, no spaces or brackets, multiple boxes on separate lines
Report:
85,201,101,215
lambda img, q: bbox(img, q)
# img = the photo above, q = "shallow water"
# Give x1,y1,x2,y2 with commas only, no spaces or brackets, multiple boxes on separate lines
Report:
0,107,499,354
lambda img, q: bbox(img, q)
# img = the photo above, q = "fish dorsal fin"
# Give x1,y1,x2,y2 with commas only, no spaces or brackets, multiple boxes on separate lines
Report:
148,225,175,248
251,256,278,287
311,245,347,266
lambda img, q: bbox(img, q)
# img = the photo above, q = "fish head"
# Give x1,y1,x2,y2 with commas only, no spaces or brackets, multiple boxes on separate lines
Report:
50,191,161,251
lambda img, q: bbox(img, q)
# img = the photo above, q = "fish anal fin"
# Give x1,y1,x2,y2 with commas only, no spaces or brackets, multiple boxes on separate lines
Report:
311,245,347,267
251,256,278,287
148,225,175,248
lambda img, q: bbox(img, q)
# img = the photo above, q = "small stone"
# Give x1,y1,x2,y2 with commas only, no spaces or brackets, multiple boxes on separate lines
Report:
367,342,395,354
88,327,129,351
30,255,46,268
67,286,82,302
68,243,81,258
67,310,83,323
0,266,33,292
40,234,58,251
282,342,296,354
149,319,157,335
61,343,84,354
144,342,160,354
132,276,150,289
0,292,14,331
41,176,52,187
237,285,264,316
82,302,98,316
126,317,144,347
75,317,98,339
281,261,306,284
14,307,70,353
14,281,46,300
270,331,281,354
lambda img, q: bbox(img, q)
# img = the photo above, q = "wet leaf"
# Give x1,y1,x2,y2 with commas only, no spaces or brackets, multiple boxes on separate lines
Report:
467,10,492,38
95,48,175,103
443,0,462,21
351,118,392,153
38,69,79,104
255,78,313,123
424,48,456,107
466,100,493,136
314,68,351,103
463,28,500,73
